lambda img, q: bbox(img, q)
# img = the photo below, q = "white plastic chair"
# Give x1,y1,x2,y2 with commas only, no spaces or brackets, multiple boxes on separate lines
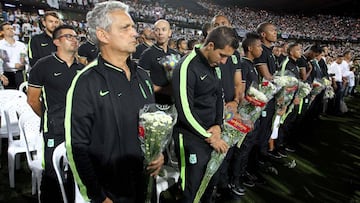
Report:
18,81,28,94
3,98,33,188
18,110,43,202
0,90,27,156
53,142,89,203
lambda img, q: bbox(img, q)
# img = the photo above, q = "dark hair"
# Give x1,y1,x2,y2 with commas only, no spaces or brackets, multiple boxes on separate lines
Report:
204,26,239,50
256,22,273,35
53,24,76,40
0,22,11,31
187,39,198,50
306,44,322,54
287,42,300,55
242,32,261,53
202,22,212,38
44,11,60,20
343,50,351,56
176,38,186,49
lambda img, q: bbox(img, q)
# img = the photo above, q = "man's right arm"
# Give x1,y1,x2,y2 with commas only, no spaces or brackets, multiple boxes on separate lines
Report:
27,86,42,117
256,63,273,80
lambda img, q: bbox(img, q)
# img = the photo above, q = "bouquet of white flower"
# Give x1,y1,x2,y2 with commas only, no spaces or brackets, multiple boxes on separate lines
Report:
194,83,273,203
322,78,335,99
194,108,249,203
273,74,299,113
283,81,312,121
310,78,325,98
270,73,298,140
238,85,268,128
138,104,177,203
159,54,181,81
259,80,281,100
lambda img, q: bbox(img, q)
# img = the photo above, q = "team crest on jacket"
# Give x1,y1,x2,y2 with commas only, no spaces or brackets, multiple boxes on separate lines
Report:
231,55,238,64
189,154,197,164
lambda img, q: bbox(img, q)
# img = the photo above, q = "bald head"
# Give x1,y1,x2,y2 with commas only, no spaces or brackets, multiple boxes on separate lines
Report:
154,19,172,46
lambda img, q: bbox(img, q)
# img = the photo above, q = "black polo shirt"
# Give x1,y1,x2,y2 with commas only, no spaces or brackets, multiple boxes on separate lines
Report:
281,57,301,79
28,53,84,134
219,50,241,103
240,57,260,92
254,44,277,76
297,55,311,82
138,44,178,104
132,42,151,60
78,40,99,63
28,32,56,67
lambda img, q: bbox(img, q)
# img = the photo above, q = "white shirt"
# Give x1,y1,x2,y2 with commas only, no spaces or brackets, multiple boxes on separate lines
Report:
348,71,355,87
0,39,28,72
328,61,343,82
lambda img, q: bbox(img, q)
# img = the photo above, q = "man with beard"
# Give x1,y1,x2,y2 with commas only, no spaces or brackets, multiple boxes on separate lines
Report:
27,24,84,203
28,11,60,67
139,19,179,105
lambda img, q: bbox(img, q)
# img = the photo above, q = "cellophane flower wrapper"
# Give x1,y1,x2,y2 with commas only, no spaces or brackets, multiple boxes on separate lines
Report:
238,83,269,128
138,104,178,203
310,78,326,98
193,108,249,203
159,54,181,81
322,78,335,99
285,81,312,118
194,84,271,203
259,79,281,100
273,74,299,114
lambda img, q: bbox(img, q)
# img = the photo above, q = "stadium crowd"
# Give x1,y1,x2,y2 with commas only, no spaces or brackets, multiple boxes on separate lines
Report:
0,0,359,202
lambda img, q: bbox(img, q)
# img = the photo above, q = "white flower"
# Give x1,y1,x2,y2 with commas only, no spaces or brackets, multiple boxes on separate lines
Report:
248,86,268,102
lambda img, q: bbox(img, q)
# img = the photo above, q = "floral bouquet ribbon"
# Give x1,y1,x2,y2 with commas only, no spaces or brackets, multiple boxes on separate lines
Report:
138,104,178,203
159,54,181,81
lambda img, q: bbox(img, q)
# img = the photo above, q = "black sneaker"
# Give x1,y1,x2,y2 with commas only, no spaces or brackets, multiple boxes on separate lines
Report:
285,146,296,152
242,177,255,188
267,150,281,159
277,148,288,158
227,183,245,196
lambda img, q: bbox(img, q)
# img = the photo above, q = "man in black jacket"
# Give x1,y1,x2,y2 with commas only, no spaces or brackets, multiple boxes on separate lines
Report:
28,11,60,67
172,26,238,203
65,2,164,203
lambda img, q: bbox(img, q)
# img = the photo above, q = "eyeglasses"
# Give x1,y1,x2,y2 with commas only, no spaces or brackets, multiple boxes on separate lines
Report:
57,34,80,41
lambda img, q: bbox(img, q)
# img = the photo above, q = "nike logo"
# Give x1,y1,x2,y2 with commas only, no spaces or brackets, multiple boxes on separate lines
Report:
99,90,109,97
54,72,62,76
118,93,122,97
200,74,207,80
41,43,48,47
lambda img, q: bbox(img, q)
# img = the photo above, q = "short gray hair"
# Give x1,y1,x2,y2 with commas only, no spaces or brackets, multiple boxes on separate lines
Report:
86,1,129,45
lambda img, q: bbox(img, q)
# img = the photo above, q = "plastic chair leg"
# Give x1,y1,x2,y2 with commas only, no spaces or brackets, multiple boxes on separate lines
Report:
8,153,15,188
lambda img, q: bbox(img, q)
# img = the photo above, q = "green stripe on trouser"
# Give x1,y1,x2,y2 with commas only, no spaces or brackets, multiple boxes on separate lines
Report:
298,98,304,114
179,133,186,190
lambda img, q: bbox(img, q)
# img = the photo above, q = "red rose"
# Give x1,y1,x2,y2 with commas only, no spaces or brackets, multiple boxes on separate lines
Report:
138,126,145,138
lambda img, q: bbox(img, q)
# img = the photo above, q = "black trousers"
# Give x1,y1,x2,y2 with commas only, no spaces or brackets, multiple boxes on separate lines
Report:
229,120,259,181
256,98,276,155
173,128,217,203
3,70,26,89
41,133,74,203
